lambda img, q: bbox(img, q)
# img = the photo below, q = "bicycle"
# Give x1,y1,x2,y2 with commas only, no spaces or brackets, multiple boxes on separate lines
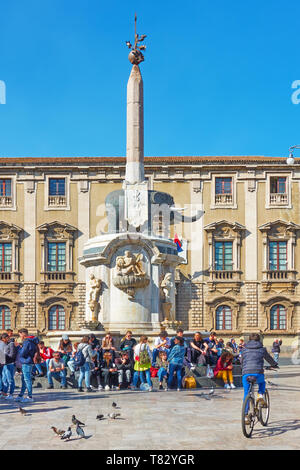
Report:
241,366,278,438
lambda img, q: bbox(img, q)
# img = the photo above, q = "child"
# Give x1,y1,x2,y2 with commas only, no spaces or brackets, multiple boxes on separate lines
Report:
155,350,169,390
132,336,153,391
214,351,235,389
116,351,133,389
100,351,118,391
152,331,171,366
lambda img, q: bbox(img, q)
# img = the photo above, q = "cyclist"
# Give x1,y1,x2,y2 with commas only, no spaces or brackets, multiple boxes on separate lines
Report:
241,333,278,423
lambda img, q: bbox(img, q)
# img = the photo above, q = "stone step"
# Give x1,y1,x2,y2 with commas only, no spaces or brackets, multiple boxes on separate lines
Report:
14,363,243,390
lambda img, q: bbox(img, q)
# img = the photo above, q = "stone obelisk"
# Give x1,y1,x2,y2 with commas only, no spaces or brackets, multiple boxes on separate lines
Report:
126,64,144,184
124,15,148,229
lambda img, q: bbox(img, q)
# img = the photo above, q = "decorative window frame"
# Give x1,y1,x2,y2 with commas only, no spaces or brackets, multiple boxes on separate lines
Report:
37,221,77,280
0,221,22,282
260,296,296,334
265,172,292,209
205,220,245,272
205,296,244,333
210,173,237,209
0,296,22,330
0,175,17,211
259,220,300,277
38,296,76,332
44,174,70,211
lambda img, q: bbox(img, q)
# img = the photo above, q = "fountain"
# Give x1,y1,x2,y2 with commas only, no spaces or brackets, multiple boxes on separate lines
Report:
79,15,184,335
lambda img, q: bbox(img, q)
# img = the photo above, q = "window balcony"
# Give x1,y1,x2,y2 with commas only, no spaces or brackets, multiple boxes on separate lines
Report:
262,270,297,293
0,272,12,281
0,196,12,207
208,269,242,292
40,271,75,294
42,271,75,282
210,270,241,281
48,195,67,207
269,193,288,205
215,194,233,205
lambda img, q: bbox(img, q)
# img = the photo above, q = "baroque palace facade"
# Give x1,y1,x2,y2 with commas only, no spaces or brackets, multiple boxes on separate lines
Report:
0,155,299,346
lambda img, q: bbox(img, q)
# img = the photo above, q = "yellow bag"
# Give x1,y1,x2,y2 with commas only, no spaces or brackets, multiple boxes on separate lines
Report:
184,376,196,389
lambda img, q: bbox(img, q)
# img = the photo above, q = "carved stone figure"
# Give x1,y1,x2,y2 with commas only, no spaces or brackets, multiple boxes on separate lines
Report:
88,274,102,321
116,251,146,276
160,273,173,303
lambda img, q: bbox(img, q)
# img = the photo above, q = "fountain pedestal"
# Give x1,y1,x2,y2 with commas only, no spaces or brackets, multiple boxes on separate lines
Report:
79,232,181,334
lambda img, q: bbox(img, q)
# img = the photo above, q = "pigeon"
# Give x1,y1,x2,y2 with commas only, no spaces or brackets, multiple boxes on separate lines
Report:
108,412,121,420
208,388,215,395
96,414,105,420
18,406,27,416
51,426,65,437
112,402,121,409
76,424,86,439
61,427,72,441
72,415,85,426
199,393,211,400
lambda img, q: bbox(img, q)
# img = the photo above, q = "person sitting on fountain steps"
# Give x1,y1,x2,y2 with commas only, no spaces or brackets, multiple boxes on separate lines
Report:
241,333,278,425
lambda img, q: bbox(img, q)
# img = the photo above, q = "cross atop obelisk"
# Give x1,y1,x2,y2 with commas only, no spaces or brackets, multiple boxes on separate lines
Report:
125,14,147,185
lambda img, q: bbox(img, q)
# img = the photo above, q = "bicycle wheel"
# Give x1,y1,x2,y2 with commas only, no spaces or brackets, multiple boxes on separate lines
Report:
258,389,270,426
242,394,256,438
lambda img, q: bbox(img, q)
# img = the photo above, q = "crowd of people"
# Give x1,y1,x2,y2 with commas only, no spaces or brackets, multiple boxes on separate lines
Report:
0,327,282,403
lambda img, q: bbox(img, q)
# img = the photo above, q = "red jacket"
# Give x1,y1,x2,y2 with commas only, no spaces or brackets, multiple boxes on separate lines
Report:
40,347,54,361
213,356,233,377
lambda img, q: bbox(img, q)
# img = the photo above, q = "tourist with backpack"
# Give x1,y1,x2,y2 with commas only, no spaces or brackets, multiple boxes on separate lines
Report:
131,336,153,391
77,336,97,393
15,328,40,403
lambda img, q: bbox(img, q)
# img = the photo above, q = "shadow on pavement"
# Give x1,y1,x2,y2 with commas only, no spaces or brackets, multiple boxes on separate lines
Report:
251,419,300,439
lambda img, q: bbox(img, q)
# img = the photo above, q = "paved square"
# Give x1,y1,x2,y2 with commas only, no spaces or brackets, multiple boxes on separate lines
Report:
0,361,299,450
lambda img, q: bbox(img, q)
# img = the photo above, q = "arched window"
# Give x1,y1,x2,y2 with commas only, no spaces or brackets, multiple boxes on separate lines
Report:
48,305,65,330
0,305,11,329
216,305,232,330
270,304,287,330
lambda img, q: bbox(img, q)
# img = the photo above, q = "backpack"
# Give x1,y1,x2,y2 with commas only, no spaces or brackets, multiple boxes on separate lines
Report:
73,350,86,369
139,345,150,365
184,376,196,389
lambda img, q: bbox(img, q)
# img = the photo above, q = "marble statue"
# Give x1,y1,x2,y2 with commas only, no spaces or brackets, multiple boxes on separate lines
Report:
116,250,146,276
88,274,102,321
160,273,173,303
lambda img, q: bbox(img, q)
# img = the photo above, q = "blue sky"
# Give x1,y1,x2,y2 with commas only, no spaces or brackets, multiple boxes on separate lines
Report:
0,0,299,158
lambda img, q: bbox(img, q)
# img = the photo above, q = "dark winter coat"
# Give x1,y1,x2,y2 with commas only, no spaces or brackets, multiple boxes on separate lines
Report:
272,340,282,353
241,340,277,375
19,336,40,365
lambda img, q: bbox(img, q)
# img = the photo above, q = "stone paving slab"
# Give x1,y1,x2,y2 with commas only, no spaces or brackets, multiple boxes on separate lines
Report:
0,362,299,450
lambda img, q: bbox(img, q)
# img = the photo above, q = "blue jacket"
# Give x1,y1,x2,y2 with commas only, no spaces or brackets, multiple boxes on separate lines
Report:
241,340,277,375
19,336,39,365
167,344,185,366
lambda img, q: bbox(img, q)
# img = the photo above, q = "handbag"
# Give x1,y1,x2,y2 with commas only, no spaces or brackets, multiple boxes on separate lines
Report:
150,367,159,378
206,364,214,378
184,376,196,389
